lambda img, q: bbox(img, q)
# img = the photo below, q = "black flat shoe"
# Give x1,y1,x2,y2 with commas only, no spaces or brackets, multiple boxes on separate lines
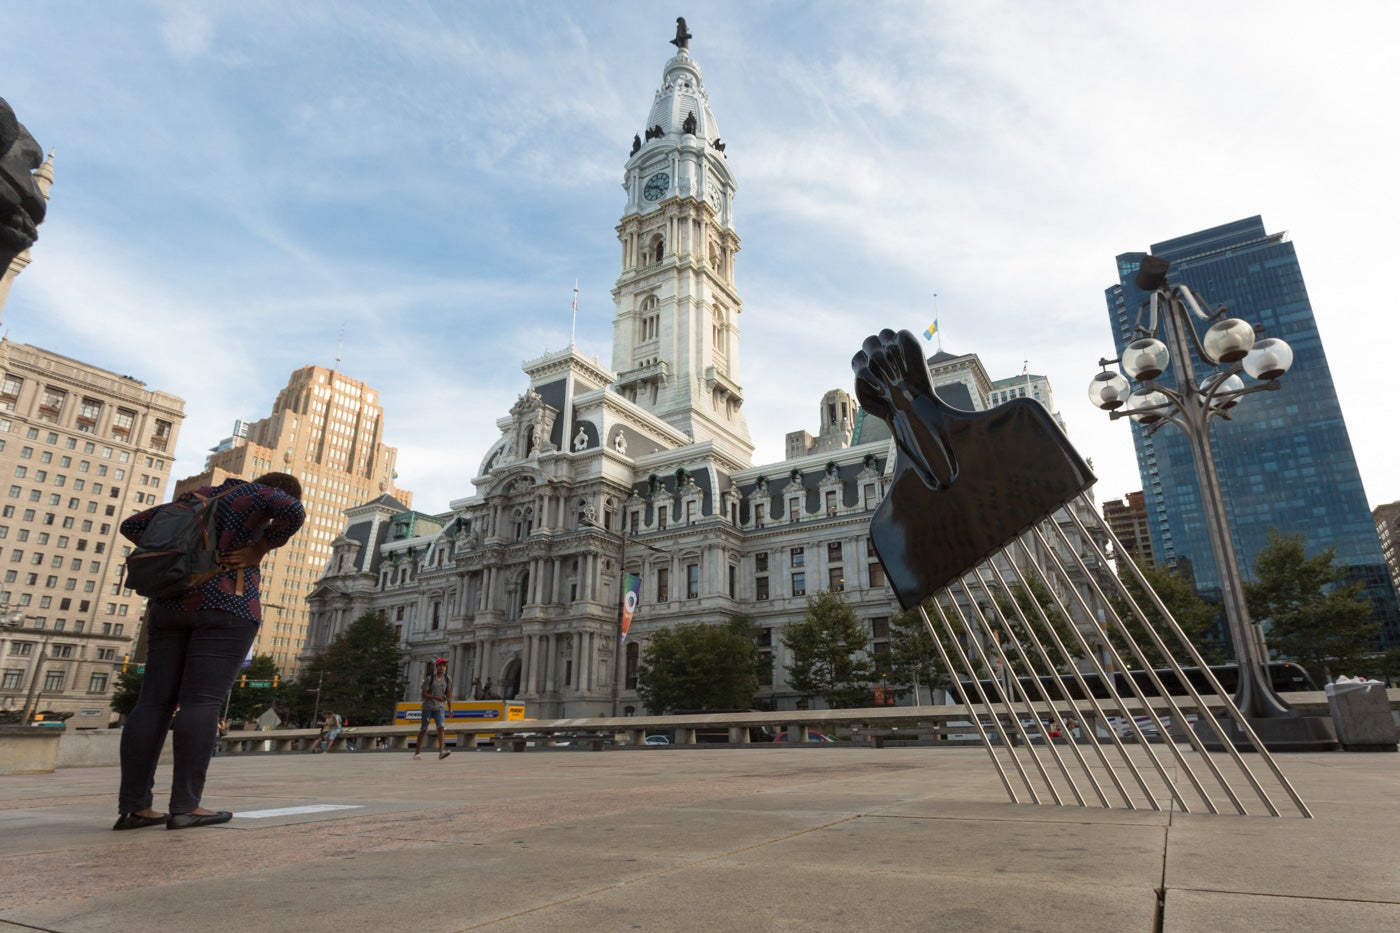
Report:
166,810,233,830
113,812,167,831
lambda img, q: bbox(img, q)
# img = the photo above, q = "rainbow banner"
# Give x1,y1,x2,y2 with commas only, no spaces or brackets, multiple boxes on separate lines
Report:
620,573,642,640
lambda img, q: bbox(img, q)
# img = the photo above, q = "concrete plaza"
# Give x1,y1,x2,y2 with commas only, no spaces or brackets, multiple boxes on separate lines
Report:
1,744,1397,932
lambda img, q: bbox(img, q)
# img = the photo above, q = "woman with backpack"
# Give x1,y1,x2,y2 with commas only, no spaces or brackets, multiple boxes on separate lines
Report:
112,473,304,832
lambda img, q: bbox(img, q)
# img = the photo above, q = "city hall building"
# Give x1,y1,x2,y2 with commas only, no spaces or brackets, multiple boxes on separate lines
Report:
304,27,1105,717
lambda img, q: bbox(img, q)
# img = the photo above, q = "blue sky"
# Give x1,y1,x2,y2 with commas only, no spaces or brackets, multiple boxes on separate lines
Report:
4,1,1397,517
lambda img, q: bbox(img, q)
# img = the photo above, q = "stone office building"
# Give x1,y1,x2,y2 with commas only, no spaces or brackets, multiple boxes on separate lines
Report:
0,340,184,727
304,27,1105,717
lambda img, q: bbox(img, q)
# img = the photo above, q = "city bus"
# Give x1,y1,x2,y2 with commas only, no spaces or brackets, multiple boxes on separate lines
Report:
394,700,527,746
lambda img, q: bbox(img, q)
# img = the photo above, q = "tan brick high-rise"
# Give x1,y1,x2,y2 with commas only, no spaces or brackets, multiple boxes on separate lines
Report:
0,340,184,728
174,366,411,675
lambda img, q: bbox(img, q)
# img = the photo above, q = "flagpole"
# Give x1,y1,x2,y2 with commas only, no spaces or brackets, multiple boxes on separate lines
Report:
571,280,579,348
934,293,942,351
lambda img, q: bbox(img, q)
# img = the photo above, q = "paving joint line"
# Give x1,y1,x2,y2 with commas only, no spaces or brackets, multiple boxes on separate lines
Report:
454,814,865,930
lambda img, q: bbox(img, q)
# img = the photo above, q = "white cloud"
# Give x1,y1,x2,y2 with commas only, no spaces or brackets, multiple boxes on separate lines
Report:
1,0,1396,524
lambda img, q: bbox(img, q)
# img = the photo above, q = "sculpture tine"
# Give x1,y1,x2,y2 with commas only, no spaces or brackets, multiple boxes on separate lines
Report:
853,329,1311,818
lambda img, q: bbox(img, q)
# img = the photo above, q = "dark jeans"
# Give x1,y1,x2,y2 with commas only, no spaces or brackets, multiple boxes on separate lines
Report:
118,604,257,815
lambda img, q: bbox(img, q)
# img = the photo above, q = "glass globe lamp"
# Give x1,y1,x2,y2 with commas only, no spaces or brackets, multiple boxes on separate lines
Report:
1126,388,1169,425
1199,372,1244,410
1202,318,1256,363
1087,371,1131,410
1242,337,1294,381
1122,338,1169,381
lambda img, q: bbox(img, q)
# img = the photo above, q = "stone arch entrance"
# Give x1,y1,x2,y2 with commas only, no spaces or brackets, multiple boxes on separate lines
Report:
501,658,523,700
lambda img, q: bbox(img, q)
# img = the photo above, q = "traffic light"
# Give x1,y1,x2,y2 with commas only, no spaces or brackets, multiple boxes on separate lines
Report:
272,674,280,688
122,654,130,673
239,675,247,688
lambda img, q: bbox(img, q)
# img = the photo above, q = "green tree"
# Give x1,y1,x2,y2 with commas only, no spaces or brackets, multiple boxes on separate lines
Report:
224,654,283,723
636,616,765,714
781,590,876,708
110,669,144,717
991,571,1086,675
1374,647,1400,688
1109,559,1226,668
1245,530,1378,682
302,611,406,724
882,606,950,703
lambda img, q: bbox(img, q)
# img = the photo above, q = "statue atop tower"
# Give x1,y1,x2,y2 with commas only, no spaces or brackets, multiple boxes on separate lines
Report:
670,17,692,51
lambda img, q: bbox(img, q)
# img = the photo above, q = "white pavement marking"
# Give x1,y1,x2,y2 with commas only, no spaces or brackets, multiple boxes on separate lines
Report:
236,805,365,819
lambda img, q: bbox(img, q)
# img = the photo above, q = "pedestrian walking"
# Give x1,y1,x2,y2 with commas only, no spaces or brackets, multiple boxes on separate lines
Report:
112,473,305,831
415,658,453,760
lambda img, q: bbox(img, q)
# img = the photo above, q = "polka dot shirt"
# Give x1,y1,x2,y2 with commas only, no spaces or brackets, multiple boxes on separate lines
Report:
120,479,306,623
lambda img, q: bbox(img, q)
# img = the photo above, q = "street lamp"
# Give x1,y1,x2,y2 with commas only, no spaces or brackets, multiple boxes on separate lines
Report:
581,508,666,717
1088,254,1315,743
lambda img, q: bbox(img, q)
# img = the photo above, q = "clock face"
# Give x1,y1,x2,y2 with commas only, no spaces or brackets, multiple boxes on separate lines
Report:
643,172,670,201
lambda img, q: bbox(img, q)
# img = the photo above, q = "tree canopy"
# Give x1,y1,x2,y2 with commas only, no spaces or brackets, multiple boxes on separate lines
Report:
298,611,406,724
110,668,143,718
1108,559,1226,669
635,616,766,714
881,606,951,704
781,590,876,708
1245,530,1378,682
991,570,1086,675
225,654,283,723
110,654,283,723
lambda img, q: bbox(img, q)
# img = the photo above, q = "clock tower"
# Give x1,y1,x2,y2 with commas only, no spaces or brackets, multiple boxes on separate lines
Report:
610,19,752,465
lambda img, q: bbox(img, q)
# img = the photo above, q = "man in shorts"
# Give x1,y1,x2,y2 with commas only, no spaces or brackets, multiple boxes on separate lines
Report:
415,658,453,760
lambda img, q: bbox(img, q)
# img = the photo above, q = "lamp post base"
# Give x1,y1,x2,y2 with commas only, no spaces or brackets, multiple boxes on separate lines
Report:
1194,711,1339,753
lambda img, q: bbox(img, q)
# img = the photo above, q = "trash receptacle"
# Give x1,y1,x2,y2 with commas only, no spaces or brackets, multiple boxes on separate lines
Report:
1325,680,1397,752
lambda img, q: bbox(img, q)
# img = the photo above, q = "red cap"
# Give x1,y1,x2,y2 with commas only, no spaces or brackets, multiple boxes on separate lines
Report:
434,658,448,665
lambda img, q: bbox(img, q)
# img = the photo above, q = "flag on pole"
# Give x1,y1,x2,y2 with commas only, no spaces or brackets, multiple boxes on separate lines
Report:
620,573,642,641
923,319,939,341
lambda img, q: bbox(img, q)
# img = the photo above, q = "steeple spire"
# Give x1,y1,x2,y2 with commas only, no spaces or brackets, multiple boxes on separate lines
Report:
34,150,54,200
609,20,752,464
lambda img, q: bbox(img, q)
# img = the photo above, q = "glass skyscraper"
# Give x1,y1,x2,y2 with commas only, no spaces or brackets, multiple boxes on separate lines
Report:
1105,216,1398,647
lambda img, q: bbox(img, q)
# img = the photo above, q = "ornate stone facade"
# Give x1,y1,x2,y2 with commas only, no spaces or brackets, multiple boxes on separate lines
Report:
304,26,1107,717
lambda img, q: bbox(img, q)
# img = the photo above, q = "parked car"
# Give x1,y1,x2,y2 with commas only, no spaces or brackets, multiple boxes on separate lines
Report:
772,730,835,743
644,735,670,745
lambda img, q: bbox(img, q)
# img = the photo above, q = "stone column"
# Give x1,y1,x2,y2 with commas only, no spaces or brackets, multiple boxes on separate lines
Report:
542,634,556,696
525,633,539,695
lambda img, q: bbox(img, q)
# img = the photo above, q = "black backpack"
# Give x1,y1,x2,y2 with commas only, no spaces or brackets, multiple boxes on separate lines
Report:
124,486,242,598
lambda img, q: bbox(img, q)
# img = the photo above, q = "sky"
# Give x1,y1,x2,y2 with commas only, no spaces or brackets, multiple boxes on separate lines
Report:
3,0,1398,518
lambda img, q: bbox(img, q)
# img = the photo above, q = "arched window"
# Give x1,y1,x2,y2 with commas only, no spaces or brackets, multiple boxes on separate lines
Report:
625,641,640,689
639,295,661,343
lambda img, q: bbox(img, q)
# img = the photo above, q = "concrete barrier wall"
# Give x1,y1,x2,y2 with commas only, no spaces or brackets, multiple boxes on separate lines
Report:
52,729,174,769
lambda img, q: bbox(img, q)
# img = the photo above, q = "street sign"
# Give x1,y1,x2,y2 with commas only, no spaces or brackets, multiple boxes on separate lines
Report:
246,680,272,688
137,665,145,674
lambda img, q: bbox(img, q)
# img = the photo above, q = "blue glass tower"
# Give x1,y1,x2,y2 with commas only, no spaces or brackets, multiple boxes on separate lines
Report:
1105,216,1398,647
